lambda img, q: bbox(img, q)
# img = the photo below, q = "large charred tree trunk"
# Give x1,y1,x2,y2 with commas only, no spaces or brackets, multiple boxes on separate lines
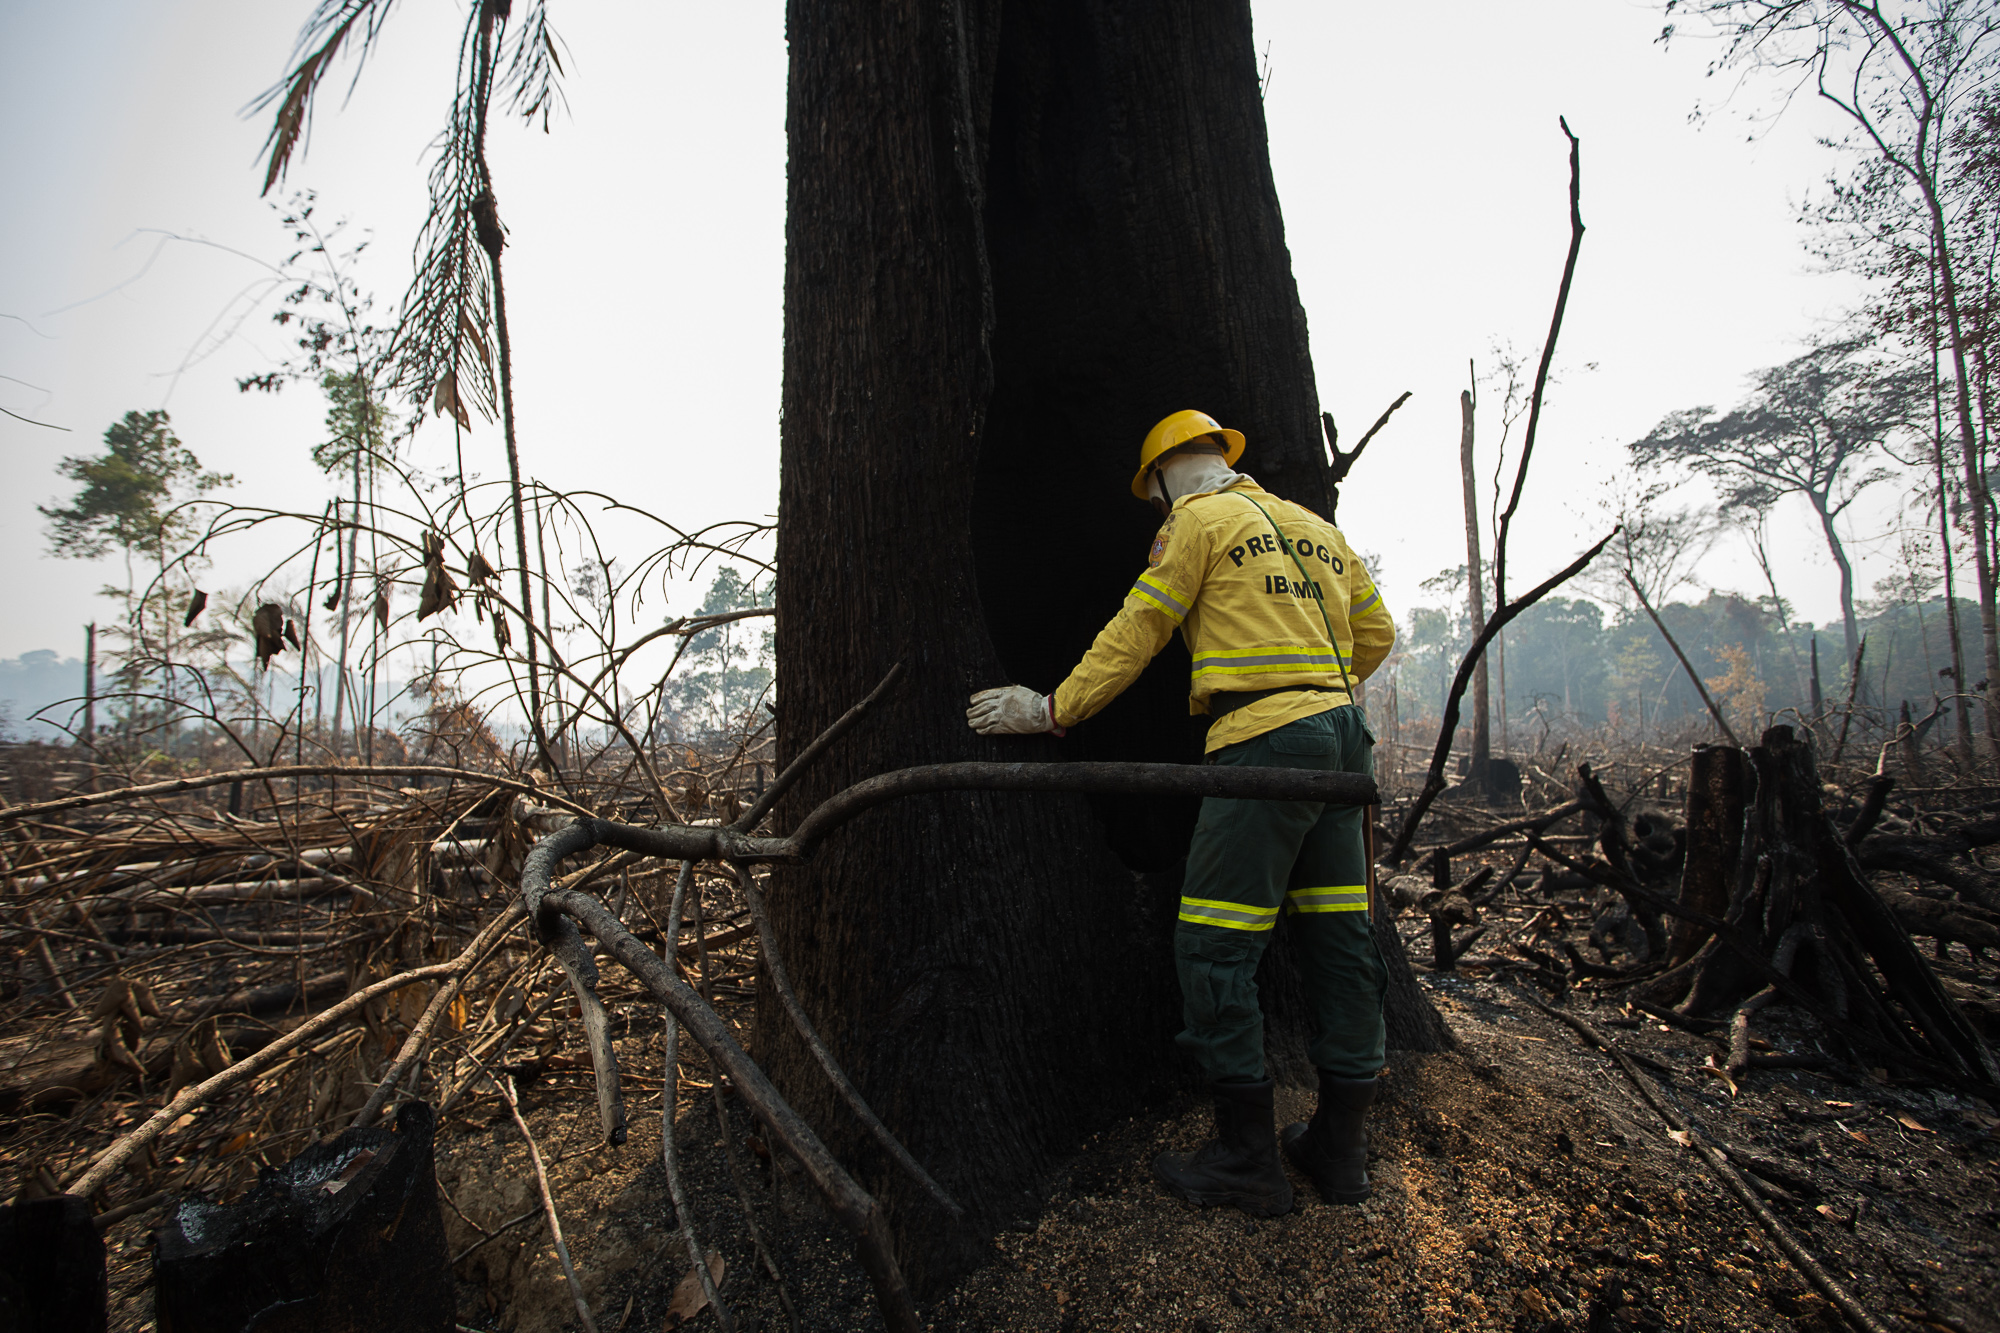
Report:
767,0,1444,1293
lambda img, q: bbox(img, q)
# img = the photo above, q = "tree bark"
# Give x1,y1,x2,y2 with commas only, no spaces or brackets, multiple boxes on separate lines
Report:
1809,635,1824,719
769,0,1442,1293
1928,251,1977,770
333,481,360,757
1667,744,1749,967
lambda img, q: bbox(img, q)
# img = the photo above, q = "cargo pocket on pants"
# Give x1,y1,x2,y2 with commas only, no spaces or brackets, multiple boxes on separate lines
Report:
1178,931,1262,1029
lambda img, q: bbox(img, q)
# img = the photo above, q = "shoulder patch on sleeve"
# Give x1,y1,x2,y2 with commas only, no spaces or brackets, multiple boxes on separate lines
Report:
1147,512,1178,567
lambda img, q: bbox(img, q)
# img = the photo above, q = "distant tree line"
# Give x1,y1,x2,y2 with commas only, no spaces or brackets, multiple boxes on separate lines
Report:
1385,586,1971,748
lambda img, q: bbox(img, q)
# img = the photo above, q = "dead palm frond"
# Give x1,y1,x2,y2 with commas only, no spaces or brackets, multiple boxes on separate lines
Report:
390,2,503,429
502,1,571,132
250,0,568,429
248,0,402,199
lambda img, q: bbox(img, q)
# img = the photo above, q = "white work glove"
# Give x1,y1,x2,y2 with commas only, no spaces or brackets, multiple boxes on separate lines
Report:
967,685,1058,735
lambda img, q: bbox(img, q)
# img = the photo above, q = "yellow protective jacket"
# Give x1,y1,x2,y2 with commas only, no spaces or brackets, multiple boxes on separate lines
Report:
1052,478,1396,752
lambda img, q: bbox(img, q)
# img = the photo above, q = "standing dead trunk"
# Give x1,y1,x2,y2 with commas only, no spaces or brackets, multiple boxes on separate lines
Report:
769,0,1444,1293
1809,635,1824,720
1459,382,1492,793
333,481,360,757
1929,206,2000,764
81,623,96,755
1899,700,1927,787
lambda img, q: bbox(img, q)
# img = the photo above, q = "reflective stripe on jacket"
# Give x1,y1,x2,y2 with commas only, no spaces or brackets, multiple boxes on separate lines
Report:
1052,478,1396,752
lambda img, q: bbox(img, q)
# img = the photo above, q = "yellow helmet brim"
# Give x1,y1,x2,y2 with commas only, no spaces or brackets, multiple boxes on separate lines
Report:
1130,425,1246,500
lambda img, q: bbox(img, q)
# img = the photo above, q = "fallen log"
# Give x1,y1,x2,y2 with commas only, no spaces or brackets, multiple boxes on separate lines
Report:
99,927,345,948
12,847,353,896
66,920,518,1200
59,877,357,912
1881,891,2000,953
1853,839,2000,915
0,972,348,1114
0,763,591,826
1409,800,1585,868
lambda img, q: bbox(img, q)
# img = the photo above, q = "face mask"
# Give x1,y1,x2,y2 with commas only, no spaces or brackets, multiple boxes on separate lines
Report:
1155,452,1241,503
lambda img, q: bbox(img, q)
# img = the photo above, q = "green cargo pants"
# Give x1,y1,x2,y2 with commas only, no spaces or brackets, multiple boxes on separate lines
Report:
1174,704,1387,1081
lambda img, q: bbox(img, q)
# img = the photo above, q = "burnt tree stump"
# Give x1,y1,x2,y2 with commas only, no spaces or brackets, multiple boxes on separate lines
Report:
1668,744,1750,967
0,1196,106,1333
1645,727,1999,1088
153,1102,450,1333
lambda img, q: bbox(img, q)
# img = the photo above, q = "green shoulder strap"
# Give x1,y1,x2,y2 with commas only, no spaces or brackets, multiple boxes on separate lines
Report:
1235,489,1358,703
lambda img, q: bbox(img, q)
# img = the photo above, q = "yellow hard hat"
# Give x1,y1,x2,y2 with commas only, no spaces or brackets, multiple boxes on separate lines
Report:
1131,409,1246,499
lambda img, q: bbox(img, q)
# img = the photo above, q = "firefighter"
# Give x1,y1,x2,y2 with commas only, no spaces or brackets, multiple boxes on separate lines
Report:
966,409,1396,1215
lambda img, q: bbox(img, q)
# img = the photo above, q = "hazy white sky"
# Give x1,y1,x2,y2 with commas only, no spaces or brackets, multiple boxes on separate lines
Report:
1,1,1885,671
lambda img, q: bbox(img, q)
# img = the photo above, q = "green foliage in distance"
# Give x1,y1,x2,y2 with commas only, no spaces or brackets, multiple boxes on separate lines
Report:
313,369,398,475
664,567,774,740
39,410,233,565
1384,584,1973,744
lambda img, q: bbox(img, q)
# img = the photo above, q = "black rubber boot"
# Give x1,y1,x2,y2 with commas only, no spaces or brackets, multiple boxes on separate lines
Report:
1281,1069,1378,1204
1151,1078,1294,1217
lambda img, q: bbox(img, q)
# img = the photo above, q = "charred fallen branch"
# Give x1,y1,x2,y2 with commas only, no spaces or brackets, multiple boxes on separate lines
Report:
0,763,591,827
1855,836,2000,916
518,756,1380,1333
1508,986,1893,1333
1412,800,1584,871
523,760,1377,870
535,886,921,1332
1,972,350,1114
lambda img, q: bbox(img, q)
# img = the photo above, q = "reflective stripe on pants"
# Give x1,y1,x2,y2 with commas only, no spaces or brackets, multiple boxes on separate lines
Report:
1286,885,1369,913
1178,896,1280,931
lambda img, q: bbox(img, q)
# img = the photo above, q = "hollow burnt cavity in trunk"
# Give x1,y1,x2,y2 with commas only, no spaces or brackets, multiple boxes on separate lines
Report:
771,0,1444,1293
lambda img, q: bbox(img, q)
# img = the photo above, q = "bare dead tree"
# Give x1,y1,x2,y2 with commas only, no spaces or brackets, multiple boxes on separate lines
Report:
1321,391,1412,523
1385,116,1599,862
1460,366,1495,791
1492,117,1585,611
1384,530,1617,864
